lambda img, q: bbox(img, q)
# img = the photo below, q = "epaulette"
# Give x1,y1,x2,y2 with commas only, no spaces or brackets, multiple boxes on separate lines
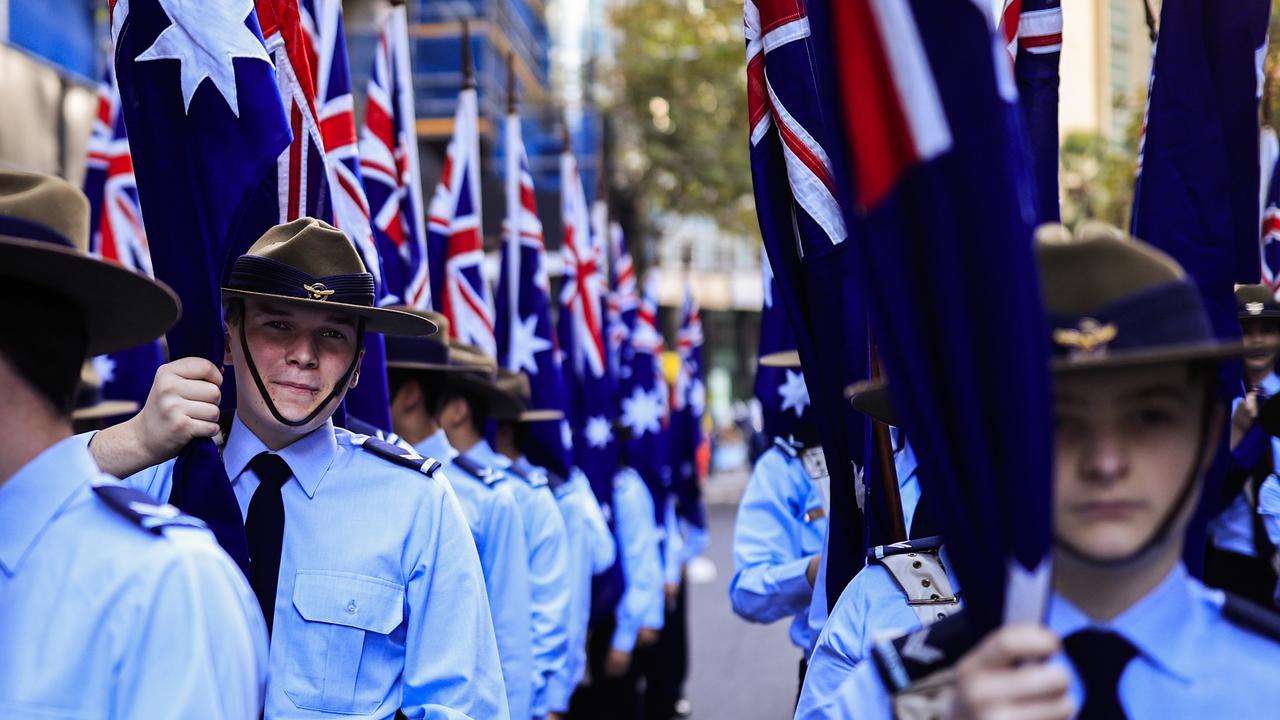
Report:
772,436,801,459
504,463,548,488
92,483,207,535
451,453,504,487
343,416,412,451
1223,593,1280,643
358,436,442,478
871,610,977,695
867,536,946,561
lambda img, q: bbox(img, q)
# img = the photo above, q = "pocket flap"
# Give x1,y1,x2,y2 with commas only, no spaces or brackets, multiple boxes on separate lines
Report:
292,570,404,634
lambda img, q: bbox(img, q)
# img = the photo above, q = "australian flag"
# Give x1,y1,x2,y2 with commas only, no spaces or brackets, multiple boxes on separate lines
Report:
360,3,430,310
83,58,164,422
426,79,495,356
1263,152,1280,292
619,273,672,524
755,252,813,443
112,0,294,571
1002,0,1062,223
496,103,574,477
670,285,708,532
826,0,1052,629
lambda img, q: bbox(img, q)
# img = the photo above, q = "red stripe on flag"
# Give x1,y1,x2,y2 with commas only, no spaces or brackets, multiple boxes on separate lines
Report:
1019,32,1062,48
320,113,358,153
833,0,921,209
288,103,304,220
756,0,805,35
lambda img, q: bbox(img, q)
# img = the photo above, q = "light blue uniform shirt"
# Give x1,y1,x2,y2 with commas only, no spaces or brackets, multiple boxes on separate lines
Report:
465,440,571,718
612,466,666,651
796,550,960,719
0,435,267,719
1258,475,1280,604
418,431,533,720
120,416,508,719
729,443,828,651
822,564,1280,719
1213,373,1280,557
518,461,616,713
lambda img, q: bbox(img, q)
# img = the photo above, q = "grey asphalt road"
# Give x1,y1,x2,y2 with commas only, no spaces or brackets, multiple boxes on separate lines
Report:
684,501,804,720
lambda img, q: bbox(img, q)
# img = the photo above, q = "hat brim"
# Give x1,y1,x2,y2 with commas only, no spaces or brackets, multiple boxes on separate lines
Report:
760,350,801,368
72,399,140,421
517,409,565,423
1239,310,1280,321
385,359,474,373
1,236,180,355
221,288,437,337
844,339,1274,427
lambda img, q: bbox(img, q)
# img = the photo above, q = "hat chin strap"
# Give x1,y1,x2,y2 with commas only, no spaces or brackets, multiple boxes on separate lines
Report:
1054,378,1217,569
238,319,366,429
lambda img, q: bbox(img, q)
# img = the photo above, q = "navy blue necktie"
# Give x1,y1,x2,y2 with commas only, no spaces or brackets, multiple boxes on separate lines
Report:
246,453,292,637
1063,629,1139,720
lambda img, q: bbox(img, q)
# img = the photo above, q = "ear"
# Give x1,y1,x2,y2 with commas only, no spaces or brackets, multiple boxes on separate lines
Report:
391,378,422,415
442,395,468,429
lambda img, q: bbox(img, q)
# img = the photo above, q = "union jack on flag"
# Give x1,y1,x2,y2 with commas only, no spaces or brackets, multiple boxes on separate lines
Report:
359,3,428,308
84,63,152,277
607,222,638,382
1263,159,1280,292
426,82,495,355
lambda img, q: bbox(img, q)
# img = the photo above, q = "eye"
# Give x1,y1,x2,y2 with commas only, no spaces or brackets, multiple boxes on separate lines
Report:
264,320,290,331
321,329,348,341
1132,406,1175,429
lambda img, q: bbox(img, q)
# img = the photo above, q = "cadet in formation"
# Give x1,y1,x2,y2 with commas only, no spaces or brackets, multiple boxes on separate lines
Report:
87,218,507,718
822,223,1280,718
0,170,267,718
385,315,535,719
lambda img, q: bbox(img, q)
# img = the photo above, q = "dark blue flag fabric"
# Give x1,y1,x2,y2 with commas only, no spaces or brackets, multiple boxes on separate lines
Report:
1131,0,1269,338
113,0,293,572
745,0,874,609
755,252,814,443
1010,0,1062,223
828,0,1053,630
671,285,708,530
619,275,673,525
83,59,164,421
497,107,574,477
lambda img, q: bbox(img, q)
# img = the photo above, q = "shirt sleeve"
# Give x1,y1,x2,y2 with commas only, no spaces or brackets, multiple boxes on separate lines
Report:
402,483,510,719
795,571,875,720
480,486,535,720
814,653,896,720
729,451,815,624
663,496,684,585
113,529,268,720
577,474,618,572
612,472,664,652
525,487,572,717
1259,476,1280,547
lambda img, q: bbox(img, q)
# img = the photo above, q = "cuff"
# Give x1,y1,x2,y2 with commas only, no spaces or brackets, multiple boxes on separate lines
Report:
612,615,640,652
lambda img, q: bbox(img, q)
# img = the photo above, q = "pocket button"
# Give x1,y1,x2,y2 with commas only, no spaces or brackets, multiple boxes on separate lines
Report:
346,600,358,614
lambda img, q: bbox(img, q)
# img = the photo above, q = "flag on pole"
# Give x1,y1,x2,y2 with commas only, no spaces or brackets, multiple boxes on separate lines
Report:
112,0,294,571
496,98,574,477
619,273,672,524
425,30,494,356
1262,151,1280,292
755,252,813,442
745,0,872,608
671,284,707,531
827,0,1053,630
359,3,430,310
297,0,393,430
83,59,165,420
1005,0,1062,223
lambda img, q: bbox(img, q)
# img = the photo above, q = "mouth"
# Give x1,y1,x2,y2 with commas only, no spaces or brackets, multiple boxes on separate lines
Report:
1070,499,1146,522
271,380,320,397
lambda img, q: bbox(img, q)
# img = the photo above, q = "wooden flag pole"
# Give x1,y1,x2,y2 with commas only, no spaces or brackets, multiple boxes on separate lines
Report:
870,338,907,542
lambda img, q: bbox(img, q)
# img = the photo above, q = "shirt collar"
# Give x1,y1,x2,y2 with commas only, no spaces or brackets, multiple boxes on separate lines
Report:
223,414,336,498
1261,372,1280,396
0,435,99,576
463,438,510,469
1048,563,1196,683
414,429,457,463
895,439,918,489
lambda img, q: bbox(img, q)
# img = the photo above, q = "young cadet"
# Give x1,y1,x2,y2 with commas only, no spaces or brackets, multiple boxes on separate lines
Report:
433,348,572,720
825,224,1280,719
729,351,831,689
1205,285,1280,606
384,310,535,720
0,169,267,717
87,218,507,719
492,369,618,717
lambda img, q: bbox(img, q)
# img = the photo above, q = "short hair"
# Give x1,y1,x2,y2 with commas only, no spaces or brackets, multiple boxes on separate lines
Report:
0,280,87,416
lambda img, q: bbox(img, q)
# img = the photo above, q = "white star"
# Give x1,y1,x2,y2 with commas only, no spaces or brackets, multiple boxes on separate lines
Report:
91,355,117,384
585,415,614,448
509,313,552,375
621,386,663,437
689,379,706,418
778,369,810,418
136,0,272,117
560,420,574,451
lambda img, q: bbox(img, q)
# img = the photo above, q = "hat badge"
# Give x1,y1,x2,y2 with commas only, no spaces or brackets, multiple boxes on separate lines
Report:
1247,301,1265,316
1053,317,1118,358
303,282,335,301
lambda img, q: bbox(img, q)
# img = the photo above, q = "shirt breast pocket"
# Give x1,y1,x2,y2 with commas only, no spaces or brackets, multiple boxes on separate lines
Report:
285,570,405,714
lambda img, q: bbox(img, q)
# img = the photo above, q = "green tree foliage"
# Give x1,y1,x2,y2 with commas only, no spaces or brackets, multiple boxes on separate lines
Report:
607,0,755,235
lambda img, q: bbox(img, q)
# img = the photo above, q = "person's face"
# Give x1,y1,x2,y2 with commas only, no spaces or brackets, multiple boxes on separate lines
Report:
226,298,363,433
1052,362,1213,563
1240,318,1280,375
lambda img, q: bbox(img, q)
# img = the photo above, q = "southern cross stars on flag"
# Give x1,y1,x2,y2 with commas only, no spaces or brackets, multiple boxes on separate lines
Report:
360,3,429,309
755,253,811,440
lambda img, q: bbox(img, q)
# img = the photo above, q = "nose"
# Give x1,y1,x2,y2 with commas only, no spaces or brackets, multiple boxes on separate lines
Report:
285,333,319,369
1079,425,1128,485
